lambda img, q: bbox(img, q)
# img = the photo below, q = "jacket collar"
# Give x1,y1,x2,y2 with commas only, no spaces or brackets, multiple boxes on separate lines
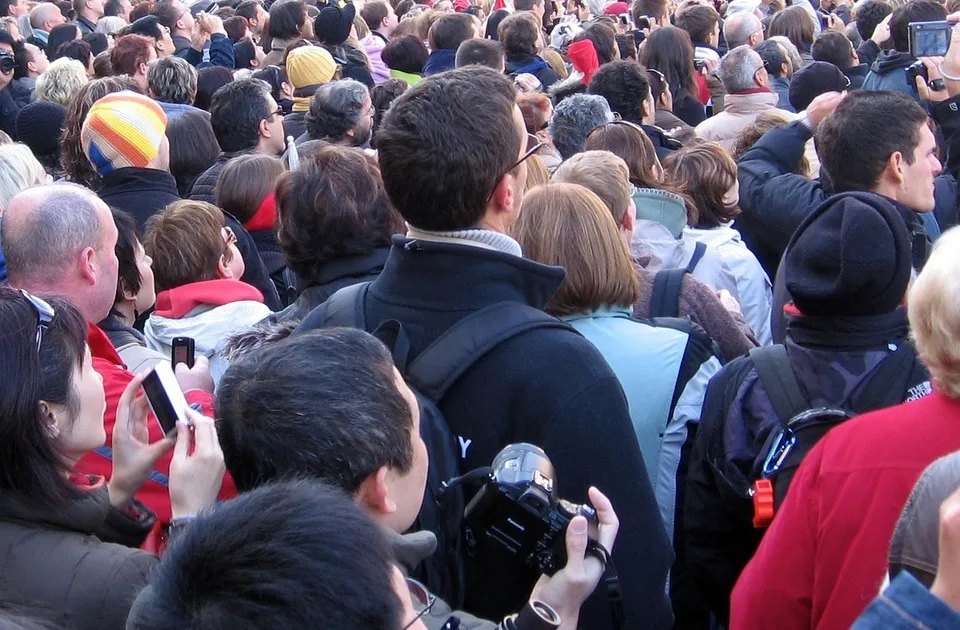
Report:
153,279,264,319
723,90,779,113
384,526,438,575
76,15,97,32
100,167,179,193
373,235,564,312
306,247,390,288
172,34,192,53
0,476,111,534
88,321,125,366
786,308,910,350
372,30,389,44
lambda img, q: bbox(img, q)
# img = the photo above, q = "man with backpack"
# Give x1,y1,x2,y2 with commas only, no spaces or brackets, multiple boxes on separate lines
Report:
683,189,931,627
296,66,674,630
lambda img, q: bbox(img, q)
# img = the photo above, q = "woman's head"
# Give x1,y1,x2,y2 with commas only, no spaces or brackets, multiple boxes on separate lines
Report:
194,66,235,111
276,145,402,283
664,142,739,228
584,120,662,189
45,22,80,59
215,154,286,225
111,207,156,316
577,21,618,65
0,288,102,508
35,57,89,107
637,26,696,98
268,0,306,40
165,109,220,197
381,34,427,74
0,144,48,213
513,183,640,315
767,5,815,51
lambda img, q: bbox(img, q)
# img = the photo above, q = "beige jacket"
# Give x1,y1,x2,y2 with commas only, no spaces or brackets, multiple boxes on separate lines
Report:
694,90,780,151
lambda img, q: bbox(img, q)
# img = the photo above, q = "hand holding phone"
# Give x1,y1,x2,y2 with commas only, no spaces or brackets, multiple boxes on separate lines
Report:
143,362,191,437
168,406,226,519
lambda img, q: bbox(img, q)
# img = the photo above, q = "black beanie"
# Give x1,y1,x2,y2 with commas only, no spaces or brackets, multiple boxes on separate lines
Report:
783,191,913,317
16,100,66,159
314,3,354,46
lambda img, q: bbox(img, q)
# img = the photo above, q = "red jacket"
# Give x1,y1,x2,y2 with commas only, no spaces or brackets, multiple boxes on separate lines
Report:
730,389,960,630
76,323,237,550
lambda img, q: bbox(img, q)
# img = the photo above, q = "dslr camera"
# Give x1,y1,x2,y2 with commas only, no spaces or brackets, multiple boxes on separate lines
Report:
463,443,598,575
0,50,14,74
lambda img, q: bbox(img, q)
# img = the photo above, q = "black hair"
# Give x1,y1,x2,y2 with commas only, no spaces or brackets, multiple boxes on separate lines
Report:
252,64,289,102
454,38,503,69
12,39,30,80
0,289,87,511
151,0,179,31
122,15,164,40
166,109,221,197
217,329,413,493
111,207,144,306
429,12,475,50
381,33,427,74
637,25,697,98
754,38,788,78
124,479,402,630
235,0,260,21
82,32,109,56
587,59,650,124
513,0,542,9
195,65,235,111
370,78,407,146
0,28,15,48
53,39,92,67
615,32,637,61
104,0,126,17
817,90,929,193
377,65,520,230
812,31,854,69
855,0,893,42
484,8,509,40
574,21,617,65
45,23,79,59
268,0,305,39
891,0,945,53
233,38,258,69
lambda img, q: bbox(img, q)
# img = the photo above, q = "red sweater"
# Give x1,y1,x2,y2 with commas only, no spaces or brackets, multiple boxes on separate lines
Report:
731,389,960,630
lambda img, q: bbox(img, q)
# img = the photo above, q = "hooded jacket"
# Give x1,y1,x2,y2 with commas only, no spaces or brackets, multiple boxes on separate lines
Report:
862,50,920,102
423,48,457,76
323,43,375,88
641,124,681,161
505,55,560,90
695,90,780,151
770,76,794,112
0,480,157,630
844,63,870,89
97,167,180,227
144,279,271,384
361,33,391,84
173,32,235,69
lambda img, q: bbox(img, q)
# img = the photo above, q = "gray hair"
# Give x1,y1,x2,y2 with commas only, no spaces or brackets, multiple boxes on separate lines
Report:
305,78,369,142
718,45,764,93
0,144,47,212
770,35,803,74
723,12,763,48
29,3,60,29
1,183,102,283
725,0,761,14
148,56,198,105
96,16,127,34
35,58,89,108
549,93,614,160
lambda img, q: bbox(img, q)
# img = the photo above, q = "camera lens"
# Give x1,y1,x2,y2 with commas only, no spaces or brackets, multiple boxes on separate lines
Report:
0,56,14,74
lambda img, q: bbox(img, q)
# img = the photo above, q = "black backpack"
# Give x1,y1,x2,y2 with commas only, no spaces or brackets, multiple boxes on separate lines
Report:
748,342,916,527
649,241,707,318
301,281,577,606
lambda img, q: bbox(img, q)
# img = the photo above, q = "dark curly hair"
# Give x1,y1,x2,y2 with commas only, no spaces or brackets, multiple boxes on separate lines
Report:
275,145,403,283
587,59,650,125
370,78,408,148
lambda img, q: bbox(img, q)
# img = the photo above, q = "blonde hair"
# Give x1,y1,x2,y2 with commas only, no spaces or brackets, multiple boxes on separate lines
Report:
552,150,632,224
909,226,960,400
523,154,550,195
513,182,640,316
35,58,90,107
0,144,48,214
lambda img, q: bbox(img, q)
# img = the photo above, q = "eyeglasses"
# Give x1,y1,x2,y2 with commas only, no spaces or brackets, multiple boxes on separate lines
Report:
20,289,54,353
265,106,283,121
486,134,544,202
402,578,437,630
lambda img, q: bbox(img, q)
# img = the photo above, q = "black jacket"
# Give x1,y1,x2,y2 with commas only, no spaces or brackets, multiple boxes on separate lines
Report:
98,167,180,227
282,111,307,141
0,83,23,139
272,247,389,323
0,484,157,630
173,33,235,69
324,44,375,88
673,92,706,127
505,55,560,90
684,311,930,625
843,63,869,89
642,123,681,161
298,237,674,630
856,38,882,69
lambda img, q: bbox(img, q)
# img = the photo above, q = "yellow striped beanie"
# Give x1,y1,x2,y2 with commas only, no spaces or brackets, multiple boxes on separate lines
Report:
80,91,168,177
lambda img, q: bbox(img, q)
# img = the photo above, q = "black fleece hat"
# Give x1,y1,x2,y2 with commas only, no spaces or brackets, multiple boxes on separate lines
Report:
314,2,354,46
16,100,66,159
788,60,850,111
783,191,913,317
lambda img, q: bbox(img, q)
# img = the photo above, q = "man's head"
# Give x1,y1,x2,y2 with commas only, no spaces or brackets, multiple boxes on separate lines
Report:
152,0,194,38
81,90,168,177
723,11,763,49
587,59,654,126
675,5,719,48
890,1,946,53
30,3,66,31
123,15,175,57
147,54,196,104
753,38,789,78
428,12,477,51
812,30,858,70
217,329,427,533
0,0,28,18
718,45,768,93
236,0,268,36
124,480,405,630
855,0,893,42
103,0,131,21
631,0,668,29
552,150,634,238
267,0,305,40
455,38,504,70
549,92,614,159
143,199,243,292
209,77,285,155
361,1,397,37
73,0,104,22
498,11,543,60
18,41,49,77
515,0,544,17
817,90,940,211
110,33,155,89
305,79,373,148
377,66,526,233
789,61,849,111
2,183,118,322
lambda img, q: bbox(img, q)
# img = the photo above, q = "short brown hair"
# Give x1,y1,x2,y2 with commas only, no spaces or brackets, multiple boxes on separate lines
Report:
731,109,809,175
428,12,477,50
552,150,632,224
498,12,539,58
663,142,738,228
675,5,718,43
216,154,286,224
767,5,815,50
632,0,668,24
110,34,153,76
513,183,640,315
584,121,660,189
144,200,233,292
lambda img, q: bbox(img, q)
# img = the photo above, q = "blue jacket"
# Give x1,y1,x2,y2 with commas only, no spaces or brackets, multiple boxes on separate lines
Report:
423,48,456,76
0,241,6,283
770,76,793,112
862,50,920,103
172,33,235,69
853,573,960,629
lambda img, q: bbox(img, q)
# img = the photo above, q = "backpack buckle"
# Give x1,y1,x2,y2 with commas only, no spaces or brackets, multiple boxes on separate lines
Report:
752,479,775,528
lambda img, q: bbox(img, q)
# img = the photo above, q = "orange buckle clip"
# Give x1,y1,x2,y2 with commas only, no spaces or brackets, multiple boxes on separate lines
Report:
752,479,775,528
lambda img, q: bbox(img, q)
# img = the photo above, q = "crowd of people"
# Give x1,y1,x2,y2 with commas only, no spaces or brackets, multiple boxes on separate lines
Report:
3,0,960,626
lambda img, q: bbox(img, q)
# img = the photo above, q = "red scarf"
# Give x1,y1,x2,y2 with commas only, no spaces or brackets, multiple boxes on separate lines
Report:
243,193,277,233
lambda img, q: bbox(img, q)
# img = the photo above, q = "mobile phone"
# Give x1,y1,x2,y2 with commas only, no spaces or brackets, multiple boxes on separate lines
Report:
634,15,650,30
171,336,195,369
909,21,952,58
618,12,631,26
142,362,190,436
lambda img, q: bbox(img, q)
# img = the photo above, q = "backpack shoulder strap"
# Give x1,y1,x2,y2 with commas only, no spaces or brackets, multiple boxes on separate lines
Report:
856,340,918,411
319,282,370,329
650,269,686,319
687,240,707,273
406,302,574,401
749,345,810,422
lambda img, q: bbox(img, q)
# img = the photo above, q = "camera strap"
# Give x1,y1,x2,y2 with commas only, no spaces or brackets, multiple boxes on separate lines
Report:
585,540,625,630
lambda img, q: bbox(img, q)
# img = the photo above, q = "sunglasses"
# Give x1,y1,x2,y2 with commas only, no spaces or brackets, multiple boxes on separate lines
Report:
401,578,437,630
21,289,54,353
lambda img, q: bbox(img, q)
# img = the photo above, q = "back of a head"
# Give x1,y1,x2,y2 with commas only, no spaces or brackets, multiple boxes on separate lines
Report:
429,12,475,50
360,1,390,33
552,149,631,224
497,11,539,60
631,0,668,26
753,38,788,78
150,0,178,31
723,11,762,48
54,38,92,65
718,45,763,93
305,78,369,142
767,5,815,50
812,30,855,69
549,92,614,160
891,0,946,53
663,142,738,228
125,479,402,630
377,66,519,231
637,26,696,96
0,144,47,212
484,8,509,40
216,328,412,493
195,65,234,111
208,77,269,152
583,120,660,188
514,0,543,11
122,15,163,40
577,21,617,65
855,0,893,42
111,33,152,76
81,90,167,178
675,4,718,45
455,38,503,69
731,108,798,162
586,59,650,125
215,154,285,224
45,23,78,58
268,0,305,40
143,199,229,292
35,57,88,107
512,182,639,316
165,108,219,196
148,55,198,104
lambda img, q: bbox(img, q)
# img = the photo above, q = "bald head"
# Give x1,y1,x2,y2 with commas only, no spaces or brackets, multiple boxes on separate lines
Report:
30,2,64,29
2,184,119,322
724,12,763,48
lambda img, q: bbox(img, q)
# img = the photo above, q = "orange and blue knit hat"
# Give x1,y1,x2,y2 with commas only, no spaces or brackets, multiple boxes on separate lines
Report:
81,91,168,177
